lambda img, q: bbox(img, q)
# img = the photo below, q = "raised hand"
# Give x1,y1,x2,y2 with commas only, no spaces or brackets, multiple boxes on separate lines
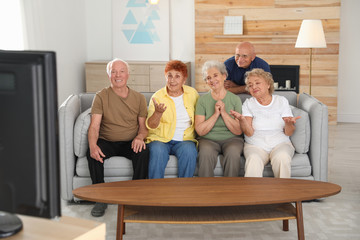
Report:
152,98,167,114
230,110,245,121
283,116,301,125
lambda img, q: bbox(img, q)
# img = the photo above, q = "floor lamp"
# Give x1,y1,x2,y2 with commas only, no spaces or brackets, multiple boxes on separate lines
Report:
295,19,327,95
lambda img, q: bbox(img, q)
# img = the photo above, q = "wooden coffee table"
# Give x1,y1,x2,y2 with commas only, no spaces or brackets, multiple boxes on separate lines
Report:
73,177,341,240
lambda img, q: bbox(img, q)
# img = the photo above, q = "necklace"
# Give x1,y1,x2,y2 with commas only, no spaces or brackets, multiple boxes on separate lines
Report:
257,95,272,105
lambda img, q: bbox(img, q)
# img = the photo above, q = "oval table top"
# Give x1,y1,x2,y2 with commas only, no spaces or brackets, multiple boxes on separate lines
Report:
73,177,341,207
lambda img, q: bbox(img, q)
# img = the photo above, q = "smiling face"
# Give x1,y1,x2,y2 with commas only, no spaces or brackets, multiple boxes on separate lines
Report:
165,70,186,95
246,75,270,98
109,61,129,89
205,67,226,91
234,42,256,69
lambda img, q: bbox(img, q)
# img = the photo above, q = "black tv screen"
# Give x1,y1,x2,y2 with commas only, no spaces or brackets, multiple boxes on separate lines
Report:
0,50,61,233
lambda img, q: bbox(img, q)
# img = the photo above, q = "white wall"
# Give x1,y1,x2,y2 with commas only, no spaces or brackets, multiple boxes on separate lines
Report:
337,0,360,122
169,0,195,85
85,0,112,61
22,0,87,106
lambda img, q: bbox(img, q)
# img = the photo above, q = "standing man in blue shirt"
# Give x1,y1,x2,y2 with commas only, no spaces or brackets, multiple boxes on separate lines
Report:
224,42,270,94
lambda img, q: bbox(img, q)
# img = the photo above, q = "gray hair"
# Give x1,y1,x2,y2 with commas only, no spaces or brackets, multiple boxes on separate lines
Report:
106,58,130,76
201,60,228,81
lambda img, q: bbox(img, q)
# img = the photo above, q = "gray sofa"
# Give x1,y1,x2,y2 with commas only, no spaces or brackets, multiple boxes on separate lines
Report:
59,91,328,201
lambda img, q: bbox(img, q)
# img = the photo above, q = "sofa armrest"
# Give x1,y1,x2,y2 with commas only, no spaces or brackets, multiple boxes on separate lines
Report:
298,93,328,181
58,94,81,200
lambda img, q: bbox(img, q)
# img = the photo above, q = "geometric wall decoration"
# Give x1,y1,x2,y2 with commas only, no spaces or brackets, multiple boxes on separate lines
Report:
122,1,161,44
112,0,169,61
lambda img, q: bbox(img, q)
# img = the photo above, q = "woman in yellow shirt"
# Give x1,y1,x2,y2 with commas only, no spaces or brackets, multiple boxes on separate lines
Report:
146,60,199,179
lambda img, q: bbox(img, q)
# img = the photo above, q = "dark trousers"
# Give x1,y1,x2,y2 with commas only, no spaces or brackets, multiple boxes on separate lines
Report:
86,138,149,184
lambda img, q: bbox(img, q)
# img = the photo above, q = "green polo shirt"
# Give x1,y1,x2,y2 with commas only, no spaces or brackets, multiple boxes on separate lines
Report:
195,91,242,141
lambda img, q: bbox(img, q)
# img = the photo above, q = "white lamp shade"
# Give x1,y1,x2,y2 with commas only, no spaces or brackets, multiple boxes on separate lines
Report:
295,20,327,48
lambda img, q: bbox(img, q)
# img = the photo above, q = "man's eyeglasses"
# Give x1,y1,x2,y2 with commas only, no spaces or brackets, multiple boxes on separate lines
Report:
235,54,249,59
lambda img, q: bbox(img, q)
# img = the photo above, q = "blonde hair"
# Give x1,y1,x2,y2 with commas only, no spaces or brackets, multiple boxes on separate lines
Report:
245,68,274,94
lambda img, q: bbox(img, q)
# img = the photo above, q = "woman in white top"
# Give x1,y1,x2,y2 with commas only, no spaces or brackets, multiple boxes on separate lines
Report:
230,68,300,178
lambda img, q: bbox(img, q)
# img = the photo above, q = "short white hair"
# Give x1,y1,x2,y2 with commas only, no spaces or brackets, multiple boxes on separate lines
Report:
202,60,228,81
106,58,130,76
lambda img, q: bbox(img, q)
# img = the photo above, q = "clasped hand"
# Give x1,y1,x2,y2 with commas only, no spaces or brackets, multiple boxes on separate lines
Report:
224,80,237,89
215,100,226,115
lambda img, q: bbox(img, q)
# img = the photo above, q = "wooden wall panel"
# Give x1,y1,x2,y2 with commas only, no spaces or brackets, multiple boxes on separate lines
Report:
195,0,275,9
228,7,340,20
195,0,340,124
275,0,340,8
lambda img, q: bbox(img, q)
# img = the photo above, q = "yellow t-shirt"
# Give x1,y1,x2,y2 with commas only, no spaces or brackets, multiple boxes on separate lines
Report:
145,85,199,143
91,87,147,142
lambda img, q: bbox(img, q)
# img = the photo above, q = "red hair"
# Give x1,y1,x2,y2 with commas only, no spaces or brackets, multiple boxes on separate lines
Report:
164,60,188,78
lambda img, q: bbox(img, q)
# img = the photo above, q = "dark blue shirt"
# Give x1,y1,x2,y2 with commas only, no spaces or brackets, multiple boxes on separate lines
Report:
224,56,270,86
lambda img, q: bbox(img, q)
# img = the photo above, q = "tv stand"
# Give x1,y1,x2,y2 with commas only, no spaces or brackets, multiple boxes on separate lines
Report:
0,212,23,238
2,214,105,240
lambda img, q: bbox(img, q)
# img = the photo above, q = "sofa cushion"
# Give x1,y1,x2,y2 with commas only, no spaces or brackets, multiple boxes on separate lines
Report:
74,108,91,157
262,153,312,177
76,156,134,177
290,106,310,154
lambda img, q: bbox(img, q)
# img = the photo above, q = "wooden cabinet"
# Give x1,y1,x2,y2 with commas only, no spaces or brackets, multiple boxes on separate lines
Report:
85,61,191,92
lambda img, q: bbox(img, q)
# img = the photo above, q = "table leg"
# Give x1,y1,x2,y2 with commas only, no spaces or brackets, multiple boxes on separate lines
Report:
295,201,305,240
283,219,289,231
116,204,125,240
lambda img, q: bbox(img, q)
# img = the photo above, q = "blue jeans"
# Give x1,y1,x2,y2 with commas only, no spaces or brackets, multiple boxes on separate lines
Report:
148,140,197,179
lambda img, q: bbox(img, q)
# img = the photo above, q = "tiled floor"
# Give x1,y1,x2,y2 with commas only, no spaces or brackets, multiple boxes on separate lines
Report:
62,123,360,240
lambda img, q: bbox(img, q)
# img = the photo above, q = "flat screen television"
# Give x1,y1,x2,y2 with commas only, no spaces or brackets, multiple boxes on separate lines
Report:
0,50,61,237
